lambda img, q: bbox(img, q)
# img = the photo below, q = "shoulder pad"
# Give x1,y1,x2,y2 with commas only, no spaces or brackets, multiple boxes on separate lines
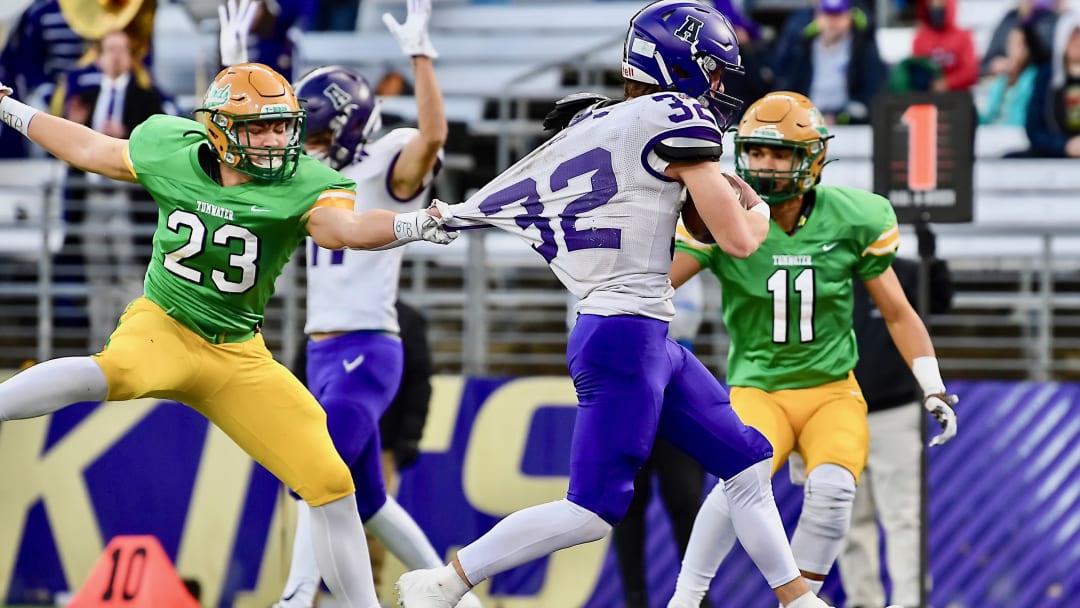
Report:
542,92,615,132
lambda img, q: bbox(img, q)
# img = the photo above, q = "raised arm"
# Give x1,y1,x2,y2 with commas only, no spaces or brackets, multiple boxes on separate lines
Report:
383,0,447,198
1,83,135,182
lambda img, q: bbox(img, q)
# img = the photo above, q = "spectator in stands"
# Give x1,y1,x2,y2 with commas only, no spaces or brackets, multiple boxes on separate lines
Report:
62,29,166,352
607,275,712,608
0,0,86,157
1024,11,1080,157
980,27,1038,126
887,56,947,93
912,0,978,91
984,0,1063,75
772,0,886,125
838,253,953,608
0,0,157,157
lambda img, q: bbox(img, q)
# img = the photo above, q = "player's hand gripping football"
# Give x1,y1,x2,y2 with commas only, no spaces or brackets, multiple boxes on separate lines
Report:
218,0,258,66
923,392,958,447
383,0,439,59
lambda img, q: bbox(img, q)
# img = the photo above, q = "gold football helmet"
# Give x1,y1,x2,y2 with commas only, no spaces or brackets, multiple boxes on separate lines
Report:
734,91,832,204
193,63,306,182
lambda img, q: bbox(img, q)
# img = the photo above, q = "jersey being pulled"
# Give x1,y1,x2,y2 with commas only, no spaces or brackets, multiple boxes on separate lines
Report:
305,128,439,334
126,115,356,342
447,92,725,321
677,185,899,391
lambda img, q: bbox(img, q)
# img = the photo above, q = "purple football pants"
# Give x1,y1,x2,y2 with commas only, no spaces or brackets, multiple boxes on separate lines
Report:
306,332,404,520
566,314,772,525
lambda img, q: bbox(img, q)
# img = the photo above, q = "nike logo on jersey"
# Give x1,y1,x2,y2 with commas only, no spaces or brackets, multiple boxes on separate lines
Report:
250,205,272,213
342,355,365,373
822,242,839,251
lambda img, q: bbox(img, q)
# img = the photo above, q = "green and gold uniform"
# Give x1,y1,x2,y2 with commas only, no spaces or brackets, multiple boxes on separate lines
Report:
677,185,899,478
93,115,357,505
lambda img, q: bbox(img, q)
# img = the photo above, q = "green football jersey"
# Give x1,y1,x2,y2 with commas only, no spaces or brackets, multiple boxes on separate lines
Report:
677,185,899,391
126,115,356,343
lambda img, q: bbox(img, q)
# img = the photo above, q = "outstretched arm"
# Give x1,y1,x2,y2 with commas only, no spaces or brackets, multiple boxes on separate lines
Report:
1,84,135,182
384,0,447,199
305,201,457,250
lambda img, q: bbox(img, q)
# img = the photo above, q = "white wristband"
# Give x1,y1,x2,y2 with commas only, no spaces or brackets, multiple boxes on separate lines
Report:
912,356,946,396
749,201,771,219
0,96,39,136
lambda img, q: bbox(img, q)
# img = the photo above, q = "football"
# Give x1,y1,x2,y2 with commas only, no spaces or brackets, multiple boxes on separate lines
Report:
681,174,744,244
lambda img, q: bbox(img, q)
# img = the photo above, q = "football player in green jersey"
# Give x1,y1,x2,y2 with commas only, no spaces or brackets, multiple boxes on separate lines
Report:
666,92,958,607
0,64,456,608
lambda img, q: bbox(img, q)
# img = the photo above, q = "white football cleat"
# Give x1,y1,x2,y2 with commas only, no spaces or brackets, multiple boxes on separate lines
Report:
455,591,483,608
395,569,465,608
784,592,831,608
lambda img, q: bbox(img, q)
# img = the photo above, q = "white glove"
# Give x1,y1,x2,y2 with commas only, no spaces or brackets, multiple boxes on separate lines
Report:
382,0,439,59
218,0,258,66
923,393,958,447
0,81,12,97
393,200,458,246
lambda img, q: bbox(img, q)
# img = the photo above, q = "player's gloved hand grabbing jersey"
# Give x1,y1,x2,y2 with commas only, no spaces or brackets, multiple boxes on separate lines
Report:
383,0,439,58
218,0,258,65
382,199,457,249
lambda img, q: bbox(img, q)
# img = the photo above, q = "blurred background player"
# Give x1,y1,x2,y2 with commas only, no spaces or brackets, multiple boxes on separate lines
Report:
0,60,457,608
216,1,479,606
396,2,830,607
839,253,953,608
667,91,958,607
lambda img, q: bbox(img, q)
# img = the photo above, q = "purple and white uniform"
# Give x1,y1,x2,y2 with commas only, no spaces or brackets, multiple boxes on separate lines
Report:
448,94,772,524
305,127,438,519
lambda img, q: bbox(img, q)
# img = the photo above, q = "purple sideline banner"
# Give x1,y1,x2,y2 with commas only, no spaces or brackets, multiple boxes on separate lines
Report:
2,379,1078,607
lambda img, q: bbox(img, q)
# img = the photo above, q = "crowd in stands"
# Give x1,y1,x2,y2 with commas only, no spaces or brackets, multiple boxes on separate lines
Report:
0,0,1077,157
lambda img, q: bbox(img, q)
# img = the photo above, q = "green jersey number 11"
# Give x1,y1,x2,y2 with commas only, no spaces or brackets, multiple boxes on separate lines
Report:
767,268,816,344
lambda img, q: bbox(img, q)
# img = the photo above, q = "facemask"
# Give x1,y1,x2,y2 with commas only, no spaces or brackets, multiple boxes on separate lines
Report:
928,7,947,30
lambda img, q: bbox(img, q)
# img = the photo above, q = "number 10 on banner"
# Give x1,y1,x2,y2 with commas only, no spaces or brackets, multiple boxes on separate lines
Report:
901,104,938,192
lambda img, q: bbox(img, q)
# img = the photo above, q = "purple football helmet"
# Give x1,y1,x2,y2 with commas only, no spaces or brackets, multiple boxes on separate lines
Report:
622,0,745,129
294,65,382,169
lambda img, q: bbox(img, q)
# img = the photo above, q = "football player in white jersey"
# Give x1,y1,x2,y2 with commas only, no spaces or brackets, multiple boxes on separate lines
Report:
217,1,478,607
395,2,829,607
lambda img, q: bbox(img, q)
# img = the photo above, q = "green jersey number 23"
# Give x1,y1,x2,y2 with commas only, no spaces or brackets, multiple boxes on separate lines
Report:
163,210,260,294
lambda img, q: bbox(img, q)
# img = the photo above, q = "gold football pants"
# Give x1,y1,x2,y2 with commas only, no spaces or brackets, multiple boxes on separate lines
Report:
92,297,353,506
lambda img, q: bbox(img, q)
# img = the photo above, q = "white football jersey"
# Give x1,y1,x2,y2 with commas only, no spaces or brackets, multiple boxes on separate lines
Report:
448,93,725,321
305,128,439,334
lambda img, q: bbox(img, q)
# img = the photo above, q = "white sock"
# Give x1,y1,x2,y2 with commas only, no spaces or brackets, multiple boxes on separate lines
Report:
725,460,801,589
308,494,380,608
366,496,443,569
671,480,738,605
279,499,320,606
0,357,108,420
455,499,611,585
